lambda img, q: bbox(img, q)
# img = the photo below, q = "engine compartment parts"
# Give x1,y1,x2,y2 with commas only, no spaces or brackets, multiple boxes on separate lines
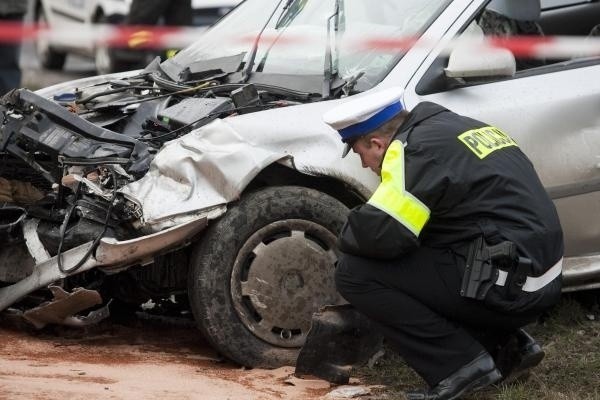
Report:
0,206,26,243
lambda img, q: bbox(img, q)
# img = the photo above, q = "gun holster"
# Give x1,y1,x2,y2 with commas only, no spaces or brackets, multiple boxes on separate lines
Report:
506,257,533,300
459,237,523,300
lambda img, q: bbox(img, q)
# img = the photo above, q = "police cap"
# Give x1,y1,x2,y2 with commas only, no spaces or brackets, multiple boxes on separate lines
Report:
323,87,404,157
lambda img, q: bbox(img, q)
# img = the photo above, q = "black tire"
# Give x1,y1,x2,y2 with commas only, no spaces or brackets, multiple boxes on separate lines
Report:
34,9,67,70
188,186,348,368
94,45,122,75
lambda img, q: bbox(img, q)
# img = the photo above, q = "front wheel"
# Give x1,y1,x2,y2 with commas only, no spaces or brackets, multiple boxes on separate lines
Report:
188,186,348,368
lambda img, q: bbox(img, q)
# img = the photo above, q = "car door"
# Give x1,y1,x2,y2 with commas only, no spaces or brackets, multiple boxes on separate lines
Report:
403,0,600,258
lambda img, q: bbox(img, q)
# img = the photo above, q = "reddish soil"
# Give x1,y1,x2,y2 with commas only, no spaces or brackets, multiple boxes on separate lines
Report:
0,316,336,400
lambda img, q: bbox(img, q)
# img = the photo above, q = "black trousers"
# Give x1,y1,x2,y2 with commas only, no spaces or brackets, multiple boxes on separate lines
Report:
0,14,24,95
127,0,192,26
335,247,538,386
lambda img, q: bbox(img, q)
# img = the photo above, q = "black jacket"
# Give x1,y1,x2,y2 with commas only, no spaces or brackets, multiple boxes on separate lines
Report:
338,102,564,277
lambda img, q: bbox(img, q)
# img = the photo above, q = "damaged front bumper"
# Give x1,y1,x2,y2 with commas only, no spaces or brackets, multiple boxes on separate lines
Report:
0,215,207,313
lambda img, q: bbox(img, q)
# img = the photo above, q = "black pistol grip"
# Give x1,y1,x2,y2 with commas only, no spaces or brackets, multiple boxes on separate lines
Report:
487,241,517,262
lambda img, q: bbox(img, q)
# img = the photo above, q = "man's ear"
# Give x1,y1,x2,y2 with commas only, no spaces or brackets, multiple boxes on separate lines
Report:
370,136,388,152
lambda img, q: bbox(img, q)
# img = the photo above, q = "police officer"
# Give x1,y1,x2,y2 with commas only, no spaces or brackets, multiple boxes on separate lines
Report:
323,87,563,400
0,0,28,94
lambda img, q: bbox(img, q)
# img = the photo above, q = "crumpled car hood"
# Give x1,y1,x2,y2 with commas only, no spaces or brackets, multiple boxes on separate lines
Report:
121,101,378,231
121,118,286,230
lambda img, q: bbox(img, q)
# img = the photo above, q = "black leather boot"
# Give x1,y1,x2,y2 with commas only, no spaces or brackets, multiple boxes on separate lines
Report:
406,351,502,400
499,329,545,383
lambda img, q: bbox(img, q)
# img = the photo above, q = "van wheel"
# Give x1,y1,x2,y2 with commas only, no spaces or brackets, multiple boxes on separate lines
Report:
188,186,348,367
94,15,128,74
95,45,120,75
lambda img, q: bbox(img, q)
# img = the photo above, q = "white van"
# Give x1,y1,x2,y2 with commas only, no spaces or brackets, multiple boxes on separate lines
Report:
33,0,241,74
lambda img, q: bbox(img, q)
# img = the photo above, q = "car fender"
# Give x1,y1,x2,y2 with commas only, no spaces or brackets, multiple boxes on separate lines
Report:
121,100,380,231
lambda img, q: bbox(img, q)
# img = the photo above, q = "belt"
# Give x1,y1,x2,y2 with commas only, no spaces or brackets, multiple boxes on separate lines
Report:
495,258,563,292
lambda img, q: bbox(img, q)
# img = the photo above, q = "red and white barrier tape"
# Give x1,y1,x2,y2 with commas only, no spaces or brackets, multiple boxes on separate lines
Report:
0,22,205,49
1,22,599,59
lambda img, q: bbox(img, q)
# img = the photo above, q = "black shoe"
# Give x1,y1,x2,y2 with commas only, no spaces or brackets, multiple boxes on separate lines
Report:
498,329,545,383
405,351,502,400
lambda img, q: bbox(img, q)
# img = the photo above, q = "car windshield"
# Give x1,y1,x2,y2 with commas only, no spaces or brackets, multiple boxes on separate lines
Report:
169,0,450,92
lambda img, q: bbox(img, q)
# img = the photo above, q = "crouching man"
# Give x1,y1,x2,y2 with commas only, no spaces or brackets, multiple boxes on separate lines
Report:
324,88,563,400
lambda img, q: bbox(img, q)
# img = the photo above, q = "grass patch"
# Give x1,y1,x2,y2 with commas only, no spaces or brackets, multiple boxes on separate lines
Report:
356,293,600,399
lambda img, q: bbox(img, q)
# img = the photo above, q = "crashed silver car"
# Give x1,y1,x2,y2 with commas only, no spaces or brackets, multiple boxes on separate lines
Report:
1,0,600,368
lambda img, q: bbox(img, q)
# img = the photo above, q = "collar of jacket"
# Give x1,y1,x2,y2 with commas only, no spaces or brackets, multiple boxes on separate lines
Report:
393,102,448,142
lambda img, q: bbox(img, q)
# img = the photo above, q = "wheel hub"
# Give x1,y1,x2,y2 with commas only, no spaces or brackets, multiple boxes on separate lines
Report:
282,270,304,291
231,219,343,348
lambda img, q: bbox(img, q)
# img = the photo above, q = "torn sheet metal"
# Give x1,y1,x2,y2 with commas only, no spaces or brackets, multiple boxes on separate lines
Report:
0,243,35,282
0,206,26,243
23,286,104,329
96,215,208,271
0,177,45,204
23,218,51,264
121,118,288,228
0,216,207,312
0,242,99,313
326,386,372,398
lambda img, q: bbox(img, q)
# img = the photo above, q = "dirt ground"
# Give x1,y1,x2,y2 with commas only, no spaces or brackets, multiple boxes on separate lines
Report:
0,315,350,400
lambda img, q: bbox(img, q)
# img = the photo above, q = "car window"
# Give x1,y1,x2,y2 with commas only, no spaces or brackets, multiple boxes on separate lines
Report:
477,0,600,70
476,1,549,71
416,0,600,95
255,0,450,90
172,0,281,63
171,0,451,92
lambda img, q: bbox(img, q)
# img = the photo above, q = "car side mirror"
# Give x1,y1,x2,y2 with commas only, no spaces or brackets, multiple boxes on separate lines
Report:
444,45,516,79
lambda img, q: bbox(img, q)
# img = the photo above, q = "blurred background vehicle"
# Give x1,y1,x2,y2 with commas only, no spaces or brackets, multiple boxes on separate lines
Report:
32,0,241,74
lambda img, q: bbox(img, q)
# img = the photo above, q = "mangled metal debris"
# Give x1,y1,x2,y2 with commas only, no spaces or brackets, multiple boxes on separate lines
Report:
23,286,106,329
326,386,372,399
0,217,207,312
0,177,45,204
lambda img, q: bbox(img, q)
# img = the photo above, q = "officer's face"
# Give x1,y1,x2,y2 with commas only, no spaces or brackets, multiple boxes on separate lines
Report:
352,136,389,176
